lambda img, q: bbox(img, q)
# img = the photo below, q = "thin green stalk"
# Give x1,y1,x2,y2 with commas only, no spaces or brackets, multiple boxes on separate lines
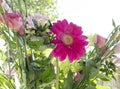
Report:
22,35,28,85
15,33,23,82
17,0,22,13
23,0,28,17
19,47,23,81
56,58,59,89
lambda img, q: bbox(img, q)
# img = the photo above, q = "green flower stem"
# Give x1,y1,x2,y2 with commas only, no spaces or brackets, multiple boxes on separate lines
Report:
56,58,59,89
15,33,23,82
23,36,27,85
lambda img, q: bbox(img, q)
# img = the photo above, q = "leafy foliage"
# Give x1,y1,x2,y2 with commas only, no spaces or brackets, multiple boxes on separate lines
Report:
6,0,58,21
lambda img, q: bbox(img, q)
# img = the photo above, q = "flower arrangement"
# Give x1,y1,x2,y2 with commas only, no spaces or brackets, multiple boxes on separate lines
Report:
0,0,120,89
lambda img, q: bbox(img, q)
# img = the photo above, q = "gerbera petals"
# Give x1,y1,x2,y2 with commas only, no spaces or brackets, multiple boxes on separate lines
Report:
51,19,88,62
51,39,61,44
61,19,68,28
68,50,74,62
70,23,83,36
52,44,67,61
59,50,67,61
51,19,68,34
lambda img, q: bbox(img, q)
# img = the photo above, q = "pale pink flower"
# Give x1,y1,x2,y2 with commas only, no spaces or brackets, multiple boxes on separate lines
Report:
6,70,20,89
113,43,120,54
25,16,35,28
6,70,18,77
14,73,20,89
94,34,106,48
51,19,88,62
33,14,48,21
33,14,48,26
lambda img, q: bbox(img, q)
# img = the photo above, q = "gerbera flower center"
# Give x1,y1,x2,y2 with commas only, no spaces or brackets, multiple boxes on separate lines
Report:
62,34,73,45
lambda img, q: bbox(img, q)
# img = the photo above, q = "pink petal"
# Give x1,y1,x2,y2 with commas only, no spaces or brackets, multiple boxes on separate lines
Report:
52,44,67,61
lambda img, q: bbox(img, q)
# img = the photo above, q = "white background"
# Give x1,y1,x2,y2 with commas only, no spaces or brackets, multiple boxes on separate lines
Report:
57,0,120,37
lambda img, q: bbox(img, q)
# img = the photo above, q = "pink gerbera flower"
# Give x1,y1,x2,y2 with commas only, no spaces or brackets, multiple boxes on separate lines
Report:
51,19,88,62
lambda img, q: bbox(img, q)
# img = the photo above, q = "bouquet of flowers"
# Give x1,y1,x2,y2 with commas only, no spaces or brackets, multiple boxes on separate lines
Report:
0,0,120,89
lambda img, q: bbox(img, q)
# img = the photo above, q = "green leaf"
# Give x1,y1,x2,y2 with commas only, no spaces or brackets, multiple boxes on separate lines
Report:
42,65,55,83
112,19,116,27
71,61,82,72
96,85,110,89
0,5,4,14
27,40,43,49
63,70,74,89
17,36,24,46
88,34,96,46
89,67,99,79
97,74,110,81
60,60,71,75
0,74,15,89
85,85,96,89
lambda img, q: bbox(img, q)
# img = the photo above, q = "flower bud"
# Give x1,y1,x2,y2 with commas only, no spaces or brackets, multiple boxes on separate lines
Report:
74,71,82,81
113,43,120,54
94,34,106,48
103,49,110,57
0,0,2,3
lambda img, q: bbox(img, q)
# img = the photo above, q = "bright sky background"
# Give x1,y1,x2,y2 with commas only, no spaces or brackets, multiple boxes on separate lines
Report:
57,0,120,37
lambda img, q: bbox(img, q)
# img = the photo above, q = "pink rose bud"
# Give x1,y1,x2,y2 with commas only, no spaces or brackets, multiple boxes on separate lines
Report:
0,0,2,3
74,71,82,81
18,27,25,36
113,43,120,54
94,34,106,48
103,49,111,57
4,13,23,30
